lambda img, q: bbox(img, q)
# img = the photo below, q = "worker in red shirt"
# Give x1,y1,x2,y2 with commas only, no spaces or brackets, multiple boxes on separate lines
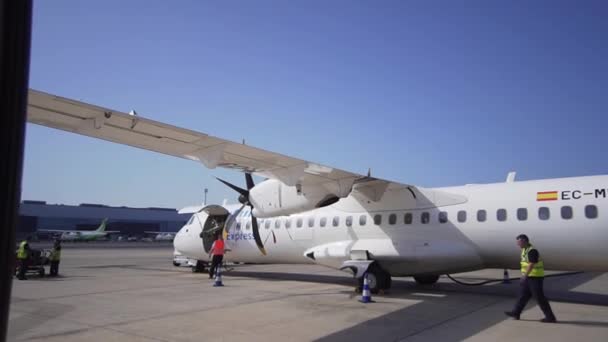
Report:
208,234,225,279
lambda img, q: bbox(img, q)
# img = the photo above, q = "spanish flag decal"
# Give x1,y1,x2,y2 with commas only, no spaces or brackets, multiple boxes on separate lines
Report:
537,191,558,201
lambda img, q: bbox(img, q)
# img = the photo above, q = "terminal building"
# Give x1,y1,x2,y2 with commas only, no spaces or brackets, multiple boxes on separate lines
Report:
17,200,190,240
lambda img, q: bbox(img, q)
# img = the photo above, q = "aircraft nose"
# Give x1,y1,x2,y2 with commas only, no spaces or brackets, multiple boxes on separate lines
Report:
173,225,204,258
173,227,187,254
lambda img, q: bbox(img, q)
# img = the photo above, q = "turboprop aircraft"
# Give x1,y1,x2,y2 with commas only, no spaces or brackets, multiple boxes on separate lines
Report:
143,231,176,242
26,89,608,292
38,218,118,241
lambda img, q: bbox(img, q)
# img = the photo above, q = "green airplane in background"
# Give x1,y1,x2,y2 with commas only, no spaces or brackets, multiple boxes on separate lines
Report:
38,218,119,241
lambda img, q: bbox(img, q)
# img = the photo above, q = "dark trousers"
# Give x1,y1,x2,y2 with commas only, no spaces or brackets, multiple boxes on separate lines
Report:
209,255,223,279
50,261,60,276
17,258,28,279
513,277,556,319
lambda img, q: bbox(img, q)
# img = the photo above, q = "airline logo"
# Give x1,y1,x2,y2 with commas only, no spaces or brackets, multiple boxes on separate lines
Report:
537,189,607,201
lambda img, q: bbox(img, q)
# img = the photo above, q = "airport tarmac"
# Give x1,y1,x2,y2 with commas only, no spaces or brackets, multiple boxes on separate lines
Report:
8,246,608,342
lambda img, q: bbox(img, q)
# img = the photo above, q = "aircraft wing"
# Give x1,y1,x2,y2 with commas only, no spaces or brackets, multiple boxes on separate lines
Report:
27,89,471,210
27,89,376,189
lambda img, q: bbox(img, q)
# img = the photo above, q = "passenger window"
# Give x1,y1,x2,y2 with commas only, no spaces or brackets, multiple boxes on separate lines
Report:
517,208,528,221
320,217,327,227
421,212,430,224
457,210,466,223
497,209,507,222
297,218,303,228
285,219,291,229
404,213,413,224
439,211,448,223
265,220,271,229
477,210,486,222
359,215,367,226
332,216,340,227
585,205,598,219
236,222,241,230
561,206,573,220
346,216,353,227
389,214,397,225
374,214,382,225
538,207,550,220
275,220,281,229
246,221,251,230
308,217,315,227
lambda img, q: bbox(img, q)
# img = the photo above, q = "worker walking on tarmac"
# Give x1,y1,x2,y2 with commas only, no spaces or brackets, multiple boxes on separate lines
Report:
16,236,31,280
208,234,225,279
505,234,557,323
49,239,62,277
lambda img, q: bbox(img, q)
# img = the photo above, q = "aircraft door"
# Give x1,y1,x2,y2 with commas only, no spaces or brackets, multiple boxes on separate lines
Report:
198,205,230,253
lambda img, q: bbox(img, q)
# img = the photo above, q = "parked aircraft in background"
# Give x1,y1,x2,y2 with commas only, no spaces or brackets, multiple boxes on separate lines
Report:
144,231,176,242
38,218,119,241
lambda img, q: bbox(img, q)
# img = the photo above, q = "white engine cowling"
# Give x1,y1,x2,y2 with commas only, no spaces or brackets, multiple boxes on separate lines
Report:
250,179,349,217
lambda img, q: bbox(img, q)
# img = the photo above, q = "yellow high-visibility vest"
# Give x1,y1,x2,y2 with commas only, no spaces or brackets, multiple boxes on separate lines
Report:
521,245,544,277
17,241,28,260
50,248,61,261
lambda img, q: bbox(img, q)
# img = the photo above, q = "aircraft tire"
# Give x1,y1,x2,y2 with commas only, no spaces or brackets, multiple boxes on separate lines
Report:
359,263,391,294
413,274,440,285
192,260,206,273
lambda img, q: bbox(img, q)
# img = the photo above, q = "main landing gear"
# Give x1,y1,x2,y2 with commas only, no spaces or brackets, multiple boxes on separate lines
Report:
413,274,440,285
357,263,392,294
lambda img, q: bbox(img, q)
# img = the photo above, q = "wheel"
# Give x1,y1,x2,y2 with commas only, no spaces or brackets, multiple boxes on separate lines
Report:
192,260,206,273
358,263,391,294
413,274,440,285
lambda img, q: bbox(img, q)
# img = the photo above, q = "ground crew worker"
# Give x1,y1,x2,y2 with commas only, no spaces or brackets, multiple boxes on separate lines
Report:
16,236,31,280
208,234,225,279
505,234,557,323
49,239,62,276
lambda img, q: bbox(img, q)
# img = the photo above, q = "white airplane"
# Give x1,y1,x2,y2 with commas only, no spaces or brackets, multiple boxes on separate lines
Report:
143,231,176,242
27,89,608,292
38,218,119,241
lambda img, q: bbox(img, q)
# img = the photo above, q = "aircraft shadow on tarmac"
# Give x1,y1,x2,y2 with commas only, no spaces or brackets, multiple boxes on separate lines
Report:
224,269,608,341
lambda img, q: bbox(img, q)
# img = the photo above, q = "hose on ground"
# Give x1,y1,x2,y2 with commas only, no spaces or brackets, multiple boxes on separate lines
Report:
445,271,583,286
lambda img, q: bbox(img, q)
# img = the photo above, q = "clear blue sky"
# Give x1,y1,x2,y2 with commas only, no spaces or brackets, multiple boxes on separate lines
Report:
23,0,608,209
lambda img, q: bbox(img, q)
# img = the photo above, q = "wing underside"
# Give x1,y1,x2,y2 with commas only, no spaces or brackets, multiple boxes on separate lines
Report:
28,89,366,188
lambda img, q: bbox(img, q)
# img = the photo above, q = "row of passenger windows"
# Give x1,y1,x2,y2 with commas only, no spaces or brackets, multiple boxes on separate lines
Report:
235,205,599,230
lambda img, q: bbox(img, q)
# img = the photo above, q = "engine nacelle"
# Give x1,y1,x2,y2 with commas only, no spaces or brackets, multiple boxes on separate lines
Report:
250,179,346,217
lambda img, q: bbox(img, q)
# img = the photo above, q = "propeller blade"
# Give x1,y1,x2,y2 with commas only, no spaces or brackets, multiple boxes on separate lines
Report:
216,174,266,256
223,204,245,240
215,177,248,197
245,173,255,190
250,211,266,256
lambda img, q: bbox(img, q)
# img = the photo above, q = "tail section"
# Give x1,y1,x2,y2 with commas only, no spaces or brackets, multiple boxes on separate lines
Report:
95,218,109,232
